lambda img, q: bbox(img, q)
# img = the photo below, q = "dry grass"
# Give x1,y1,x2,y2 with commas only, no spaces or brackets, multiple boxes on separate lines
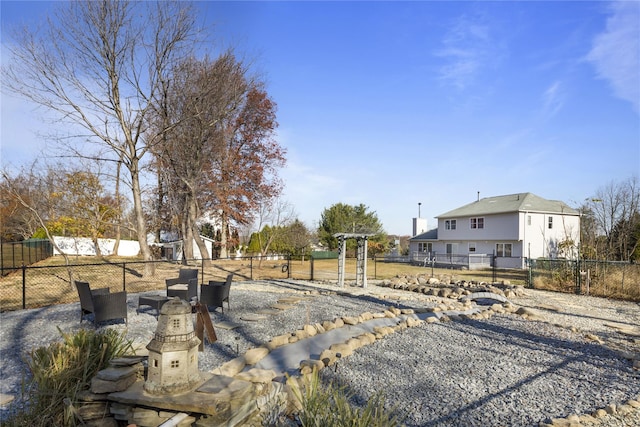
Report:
531,261,640,302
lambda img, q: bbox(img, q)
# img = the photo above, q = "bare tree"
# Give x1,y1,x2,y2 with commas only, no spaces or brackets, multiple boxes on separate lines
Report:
252,198,296,265
0,169,41,240
587,176,640,260
2,1,199,275
62,167,120,258
1,166,75,283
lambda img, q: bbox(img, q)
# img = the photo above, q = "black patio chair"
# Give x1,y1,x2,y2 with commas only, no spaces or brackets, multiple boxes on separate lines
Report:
200,273,233,313
75,280,128,325
165,268,199,302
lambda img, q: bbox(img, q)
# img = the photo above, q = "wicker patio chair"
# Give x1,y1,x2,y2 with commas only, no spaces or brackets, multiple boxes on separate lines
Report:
75,281,128,325
165,268,199,302
92,291,128,325
200,273,233,313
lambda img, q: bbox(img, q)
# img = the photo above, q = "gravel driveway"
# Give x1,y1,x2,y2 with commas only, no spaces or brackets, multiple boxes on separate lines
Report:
1,279,639,426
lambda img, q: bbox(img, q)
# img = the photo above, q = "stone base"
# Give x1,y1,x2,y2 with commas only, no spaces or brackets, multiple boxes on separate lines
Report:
108,373,263,417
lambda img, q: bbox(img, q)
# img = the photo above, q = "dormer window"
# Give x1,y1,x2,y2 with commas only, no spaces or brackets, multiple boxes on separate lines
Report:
445,220,457,230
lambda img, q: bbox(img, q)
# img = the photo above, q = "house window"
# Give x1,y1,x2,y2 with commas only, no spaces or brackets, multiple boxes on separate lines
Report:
469,242,476,252
418,242,432,253
527,215,531,226
445,219,457,230
170,360,180,369
496,243,512,257
470,217,484,229
446,243,458,254
548,216,553,229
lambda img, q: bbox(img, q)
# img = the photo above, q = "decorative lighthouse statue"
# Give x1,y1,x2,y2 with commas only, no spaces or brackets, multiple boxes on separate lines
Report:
144,298,201,395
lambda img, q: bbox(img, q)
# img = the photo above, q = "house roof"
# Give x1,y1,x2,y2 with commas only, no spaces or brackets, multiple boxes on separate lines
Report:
410,228,438,241
437,193,579,218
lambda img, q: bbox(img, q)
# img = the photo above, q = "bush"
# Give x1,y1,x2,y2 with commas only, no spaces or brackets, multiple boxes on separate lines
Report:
4,328,132,427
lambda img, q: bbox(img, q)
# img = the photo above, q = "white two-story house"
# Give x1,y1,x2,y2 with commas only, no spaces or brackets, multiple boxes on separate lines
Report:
409,193,580,269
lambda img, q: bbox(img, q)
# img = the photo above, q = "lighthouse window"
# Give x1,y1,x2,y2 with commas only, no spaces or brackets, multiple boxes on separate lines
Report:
153,359,158,368
171,360,180,368
172,319,180,328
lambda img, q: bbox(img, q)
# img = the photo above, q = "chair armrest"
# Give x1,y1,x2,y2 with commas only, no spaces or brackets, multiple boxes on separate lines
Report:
166,278,182,287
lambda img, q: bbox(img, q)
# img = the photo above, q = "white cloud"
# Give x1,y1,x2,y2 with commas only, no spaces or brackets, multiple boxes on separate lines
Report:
541,80,565,118
434,13,495,90
587,1,640,114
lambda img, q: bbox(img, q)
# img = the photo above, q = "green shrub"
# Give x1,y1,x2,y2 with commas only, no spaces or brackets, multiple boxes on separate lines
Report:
4,328,132,427
285,369,404,427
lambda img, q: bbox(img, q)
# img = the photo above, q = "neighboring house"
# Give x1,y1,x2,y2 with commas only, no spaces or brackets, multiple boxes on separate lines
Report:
155,235,217,261
409,193,580,269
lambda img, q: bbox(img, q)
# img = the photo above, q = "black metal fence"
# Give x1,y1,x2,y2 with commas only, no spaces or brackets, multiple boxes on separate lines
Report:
0,256,294,312
529,258,640,299
4,253,638,312
1,239,53,276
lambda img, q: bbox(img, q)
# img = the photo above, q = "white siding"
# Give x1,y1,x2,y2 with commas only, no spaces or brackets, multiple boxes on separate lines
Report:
521,212,580,259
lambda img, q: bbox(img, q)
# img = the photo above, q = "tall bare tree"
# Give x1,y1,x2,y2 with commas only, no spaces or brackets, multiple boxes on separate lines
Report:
2,1,199,275
587,176,640,260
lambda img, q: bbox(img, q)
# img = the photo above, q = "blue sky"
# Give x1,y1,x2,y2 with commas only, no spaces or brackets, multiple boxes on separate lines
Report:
2,1,639,236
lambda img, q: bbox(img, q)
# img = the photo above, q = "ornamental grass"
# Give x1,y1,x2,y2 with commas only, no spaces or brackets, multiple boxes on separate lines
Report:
4,328,132,427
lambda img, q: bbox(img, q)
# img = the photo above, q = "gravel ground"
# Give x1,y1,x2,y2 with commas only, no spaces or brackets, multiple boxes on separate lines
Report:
1,279,639,426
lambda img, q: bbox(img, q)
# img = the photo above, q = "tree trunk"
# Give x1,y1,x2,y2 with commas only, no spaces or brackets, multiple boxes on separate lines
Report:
112,159,122,256
220,213,229,259
188,197,211,267
93,236,103,258
130,159,155,276
183,198,194,261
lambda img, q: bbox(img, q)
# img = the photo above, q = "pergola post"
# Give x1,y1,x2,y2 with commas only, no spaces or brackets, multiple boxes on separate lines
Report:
356,236,368,288
337,234,346,287
334,233,372,288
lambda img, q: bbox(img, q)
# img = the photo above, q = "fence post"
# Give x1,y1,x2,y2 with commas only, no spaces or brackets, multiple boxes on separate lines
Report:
492,252,497,284
22,263,26,310
122,262,126,292
575,259,581,294
250,256,253,281
287,255,291,279
310,256,314,281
